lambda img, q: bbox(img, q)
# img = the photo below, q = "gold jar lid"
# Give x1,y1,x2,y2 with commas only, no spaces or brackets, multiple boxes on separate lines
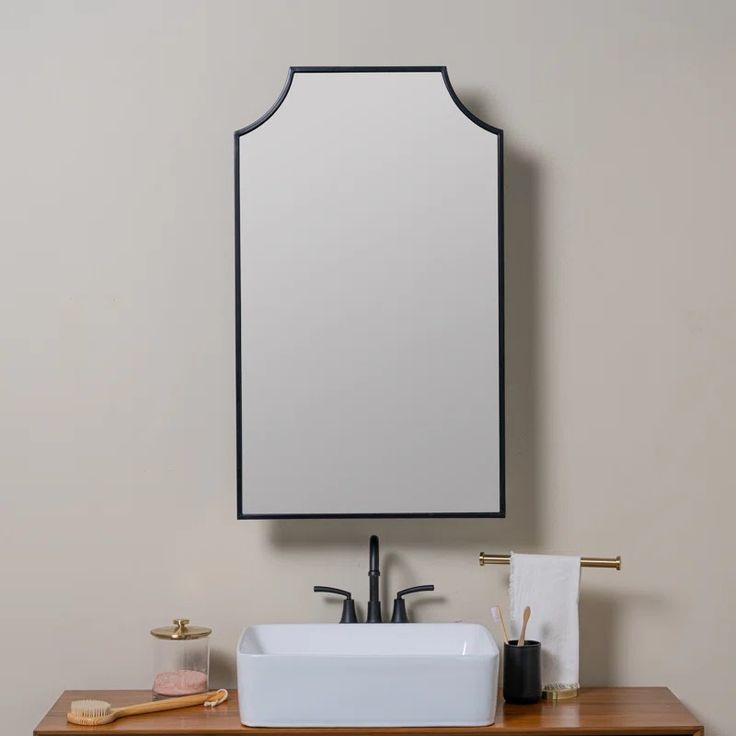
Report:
150,618,212,640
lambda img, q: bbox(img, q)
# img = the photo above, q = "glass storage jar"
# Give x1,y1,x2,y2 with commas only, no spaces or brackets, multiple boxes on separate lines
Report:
150,618,211,699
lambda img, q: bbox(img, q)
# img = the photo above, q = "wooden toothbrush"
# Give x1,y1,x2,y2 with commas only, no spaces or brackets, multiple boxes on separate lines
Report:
491,605,509,644
67,689,228,726
518,605,531,646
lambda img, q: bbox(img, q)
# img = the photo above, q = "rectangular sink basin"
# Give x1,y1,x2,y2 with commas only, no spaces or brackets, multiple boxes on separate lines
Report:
237,623,499,727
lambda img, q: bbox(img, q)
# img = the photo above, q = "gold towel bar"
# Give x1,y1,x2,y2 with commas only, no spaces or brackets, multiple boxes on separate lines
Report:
479,553,621,570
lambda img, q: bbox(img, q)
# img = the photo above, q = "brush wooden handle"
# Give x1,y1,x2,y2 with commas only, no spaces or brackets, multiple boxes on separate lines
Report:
518,605,531,646
492,606,509,644
113,691,220,719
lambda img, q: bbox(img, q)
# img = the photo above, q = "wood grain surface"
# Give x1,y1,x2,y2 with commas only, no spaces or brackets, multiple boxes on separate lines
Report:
34,687,702,735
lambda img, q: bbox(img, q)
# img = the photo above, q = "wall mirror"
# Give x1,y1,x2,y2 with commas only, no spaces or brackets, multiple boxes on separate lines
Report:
235,67,504,518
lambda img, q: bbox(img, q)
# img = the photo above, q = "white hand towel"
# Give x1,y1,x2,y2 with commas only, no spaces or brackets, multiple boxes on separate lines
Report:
509,552,581,689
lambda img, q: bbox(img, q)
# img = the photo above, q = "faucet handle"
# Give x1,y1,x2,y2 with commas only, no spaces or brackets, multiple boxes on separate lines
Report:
390,584,435,623
313,586,359,624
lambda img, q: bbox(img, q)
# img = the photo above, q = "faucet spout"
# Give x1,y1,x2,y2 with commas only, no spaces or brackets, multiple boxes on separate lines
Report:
366,535,382,623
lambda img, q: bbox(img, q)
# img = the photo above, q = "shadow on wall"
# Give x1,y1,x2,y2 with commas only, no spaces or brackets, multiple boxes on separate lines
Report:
266,92,545,557
580,591,620,685
211,647,237,689
579,588,669,685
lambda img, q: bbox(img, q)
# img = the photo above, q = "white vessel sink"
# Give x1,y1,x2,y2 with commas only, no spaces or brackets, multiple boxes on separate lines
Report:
237,623,499,727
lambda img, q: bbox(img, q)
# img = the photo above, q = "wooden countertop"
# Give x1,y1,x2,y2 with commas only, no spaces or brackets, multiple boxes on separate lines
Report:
34,687,703,735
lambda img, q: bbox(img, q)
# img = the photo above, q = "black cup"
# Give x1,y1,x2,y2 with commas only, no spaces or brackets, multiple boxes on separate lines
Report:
503,640,542,704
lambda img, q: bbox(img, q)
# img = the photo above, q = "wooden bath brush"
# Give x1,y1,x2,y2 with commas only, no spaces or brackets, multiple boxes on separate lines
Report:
67,689,228,726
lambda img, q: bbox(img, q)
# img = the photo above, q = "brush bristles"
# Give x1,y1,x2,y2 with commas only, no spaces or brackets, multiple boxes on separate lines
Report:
70,699,111,717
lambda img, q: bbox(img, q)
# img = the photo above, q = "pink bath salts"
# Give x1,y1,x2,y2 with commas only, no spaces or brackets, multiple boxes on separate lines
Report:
153,669,207,696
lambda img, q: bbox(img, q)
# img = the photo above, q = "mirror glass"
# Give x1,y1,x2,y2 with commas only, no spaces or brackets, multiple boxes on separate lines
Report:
235,67,503,518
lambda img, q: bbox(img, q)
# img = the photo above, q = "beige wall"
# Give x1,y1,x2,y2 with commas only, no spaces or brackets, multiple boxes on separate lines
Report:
1,1,735,734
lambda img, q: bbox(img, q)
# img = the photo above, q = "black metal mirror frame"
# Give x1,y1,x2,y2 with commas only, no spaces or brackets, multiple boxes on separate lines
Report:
234,66,504,519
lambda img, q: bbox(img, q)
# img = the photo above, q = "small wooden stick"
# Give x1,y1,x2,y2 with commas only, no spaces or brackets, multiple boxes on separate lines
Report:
491,606,509,644
518,606,531,646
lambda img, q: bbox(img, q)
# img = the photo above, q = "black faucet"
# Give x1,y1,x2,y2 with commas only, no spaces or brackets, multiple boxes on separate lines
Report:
366,534,382,623
314,534,435,623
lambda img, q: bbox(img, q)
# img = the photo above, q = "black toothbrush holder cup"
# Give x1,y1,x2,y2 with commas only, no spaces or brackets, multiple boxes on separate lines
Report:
503,640,542,704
